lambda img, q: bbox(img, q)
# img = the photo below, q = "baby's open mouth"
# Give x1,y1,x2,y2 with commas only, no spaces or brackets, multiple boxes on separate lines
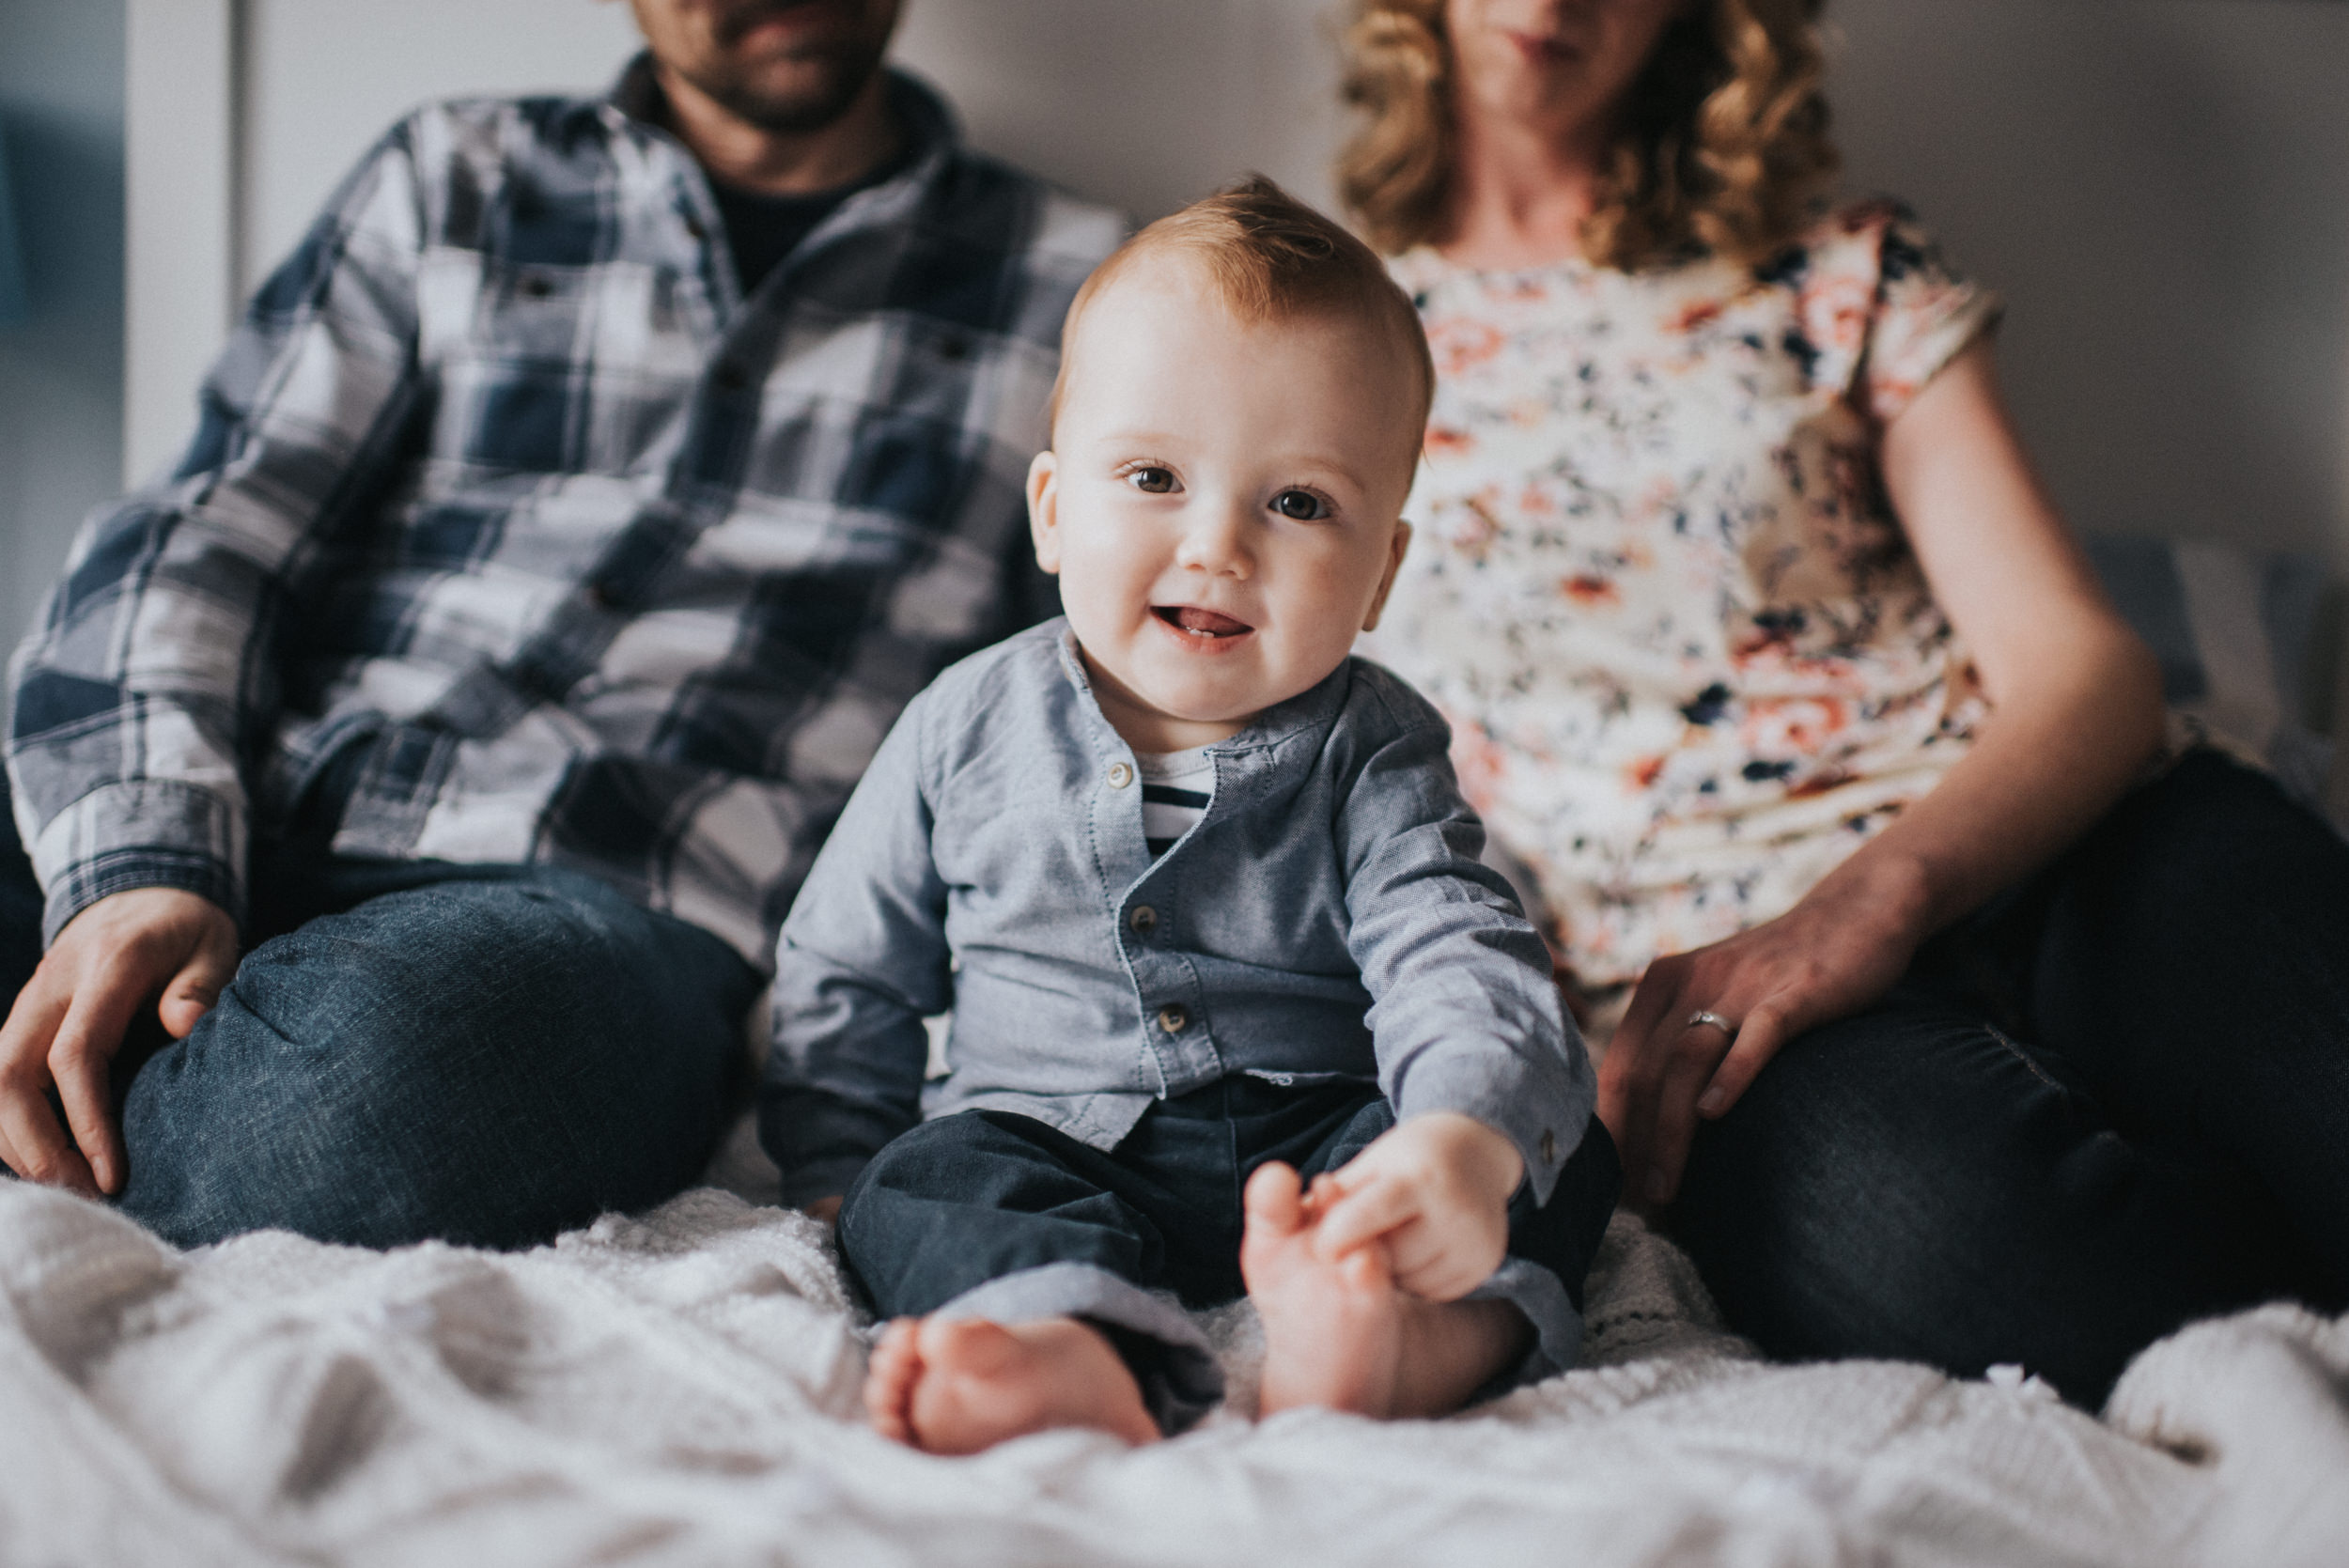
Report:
1154,606,1252,639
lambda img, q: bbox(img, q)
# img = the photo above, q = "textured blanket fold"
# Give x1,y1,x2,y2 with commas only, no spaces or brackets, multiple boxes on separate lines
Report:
3,1177,2341,1567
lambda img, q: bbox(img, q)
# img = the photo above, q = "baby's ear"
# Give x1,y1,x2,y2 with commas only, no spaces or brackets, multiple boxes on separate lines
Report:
1026,450,1063,574
1361,518,1412,631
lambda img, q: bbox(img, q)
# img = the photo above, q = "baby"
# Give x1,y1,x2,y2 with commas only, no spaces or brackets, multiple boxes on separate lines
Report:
760,179,1618,1453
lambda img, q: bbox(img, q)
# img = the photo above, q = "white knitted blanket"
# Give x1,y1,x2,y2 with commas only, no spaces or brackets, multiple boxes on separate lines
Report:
3,1129,2343,1567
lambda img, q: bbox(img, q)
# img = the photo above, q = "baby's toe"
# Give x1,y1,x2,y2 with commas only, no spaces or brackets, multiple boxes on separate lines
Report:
864,1318,925,1439
1243,1162,1307,1234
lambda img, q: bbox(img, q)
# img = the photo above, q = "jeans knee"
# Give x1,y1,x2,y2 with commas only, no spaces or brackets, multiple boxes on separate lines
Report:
223,876,672,1078
1674,1012,2070,1339
117,871,751,1250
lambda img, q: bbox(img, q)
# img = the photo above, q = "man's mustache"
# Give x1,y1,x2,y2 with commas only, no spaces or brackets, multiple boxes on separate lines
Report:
708,0,848,46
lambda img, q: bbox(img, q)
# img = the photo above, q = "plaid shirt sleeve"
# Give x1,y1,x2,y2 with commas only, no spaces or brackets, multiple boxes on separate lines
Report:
9,68,1123,960
6,125,431,941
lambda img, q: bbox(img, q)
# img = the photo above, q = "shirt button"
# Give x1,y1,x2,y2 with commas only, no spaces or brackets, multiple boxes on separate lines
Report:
1540,1129,1558,1165
1157,1003,1189,1034
1107,761,1134,788
1128,905,1158,936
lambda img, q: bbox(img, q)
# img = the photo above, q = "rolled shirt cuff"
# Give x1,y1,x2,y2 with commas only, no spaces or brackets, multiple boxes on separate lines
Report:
931,1261,1224,1435
1466,1256,1585,1397
1392,1047,1594,1208
759,1092,905,1208
28,781,247,944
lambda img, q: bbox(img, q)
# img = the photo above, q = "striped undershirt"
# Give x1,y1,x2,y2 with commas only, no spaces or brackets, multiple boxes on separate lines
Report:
1136,747,1214,858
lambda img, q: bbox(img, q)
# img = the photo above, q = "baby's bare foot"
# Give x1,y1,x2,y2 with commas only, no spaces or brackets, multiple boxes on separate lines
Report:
1243,1163,1535,1421
1241,1162,1408,1418
862,1314,1160,1454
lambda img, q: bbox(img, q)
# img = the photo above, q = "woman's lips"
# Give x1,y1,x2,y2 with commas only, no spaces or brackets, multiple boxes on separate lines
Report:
1153,605,1253,639
1504,30,1575,64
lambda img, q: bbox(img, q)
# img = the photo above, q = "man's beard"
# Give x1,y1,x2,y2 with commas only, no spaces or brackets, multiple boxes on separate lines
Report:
678,1,894,135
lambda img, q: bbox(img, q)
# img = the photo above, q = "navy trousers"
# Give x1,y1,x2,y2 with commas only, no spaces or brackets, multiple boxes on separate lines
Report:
837,1076,1622,1428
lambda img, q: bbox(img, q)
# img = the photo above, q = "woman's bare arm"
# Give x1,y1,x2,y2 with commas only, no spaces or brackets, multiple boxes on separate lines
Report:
1600,340,2166,1206
1859,340,2167,927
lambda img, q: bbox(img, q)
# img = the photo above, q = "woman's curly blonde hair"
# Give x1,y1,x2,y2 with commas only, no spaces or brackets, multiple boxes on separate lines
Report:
1337,0,1840,270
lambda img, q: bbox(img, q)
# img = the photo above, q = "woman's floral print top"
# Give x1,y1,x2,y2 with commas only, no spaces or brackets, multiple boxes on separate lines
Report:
1372,201,2001,994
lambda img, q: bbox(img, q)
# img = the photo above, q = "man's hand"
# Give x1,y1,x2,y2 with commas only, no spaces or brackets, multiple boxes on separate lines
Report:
0,888,238,1196
1304,1111,1524,1302
803,1195,843,1224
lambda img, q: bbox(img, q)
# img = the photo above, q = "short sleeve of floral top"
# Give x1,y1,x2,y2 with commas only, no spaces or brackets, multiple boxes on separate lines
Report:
1369,199,2002,994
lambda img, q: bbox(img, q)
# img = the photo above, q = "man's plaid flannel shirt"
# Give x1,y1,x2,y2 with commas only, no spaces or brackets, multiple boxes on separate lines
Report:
5,58,1122,966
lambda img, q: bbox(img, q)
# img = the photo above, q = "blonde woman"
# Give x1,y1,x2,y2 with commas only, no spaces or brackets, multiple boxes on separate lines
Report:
1346,0,2349,1403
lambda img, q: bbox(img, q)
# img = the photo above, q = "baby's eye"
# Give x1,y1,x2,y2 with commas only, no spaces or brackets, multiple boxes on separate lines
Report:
1270,489,1330,521
1128,466,1178,494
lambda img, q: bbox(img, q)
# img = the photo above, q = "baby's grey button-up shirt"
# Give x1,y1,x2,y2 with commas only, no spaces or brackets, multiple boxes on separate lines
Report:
759,620,1595,1206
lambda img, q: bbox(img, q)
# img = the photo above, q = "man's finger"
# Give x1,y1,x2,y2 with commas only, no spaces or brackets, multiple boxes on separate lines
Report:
46,965,146,1196
0,984,68,1074
0,1071,95,1193
157,936,236,1040
1311,1176,1421,1261
0,983,78,1187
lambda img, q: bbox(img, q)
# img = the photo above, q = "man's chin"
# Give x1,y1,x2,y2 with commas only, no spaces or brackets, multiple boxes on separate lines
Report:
689,49,882,135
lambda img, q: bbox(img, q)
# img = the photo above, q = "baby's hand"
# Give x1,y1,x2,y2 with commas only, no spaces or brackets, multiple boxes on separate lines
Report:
1305,1112,1523,1302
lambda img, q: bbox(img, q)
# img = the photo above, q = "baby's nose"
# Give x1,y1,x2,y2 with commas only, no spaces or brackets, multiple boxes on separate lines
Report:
1174,502,1254,575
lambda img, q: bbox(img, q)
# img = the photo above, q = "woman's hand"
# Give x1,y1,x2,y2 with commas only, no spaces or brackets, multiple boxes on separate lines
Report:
1599,852,1934,1210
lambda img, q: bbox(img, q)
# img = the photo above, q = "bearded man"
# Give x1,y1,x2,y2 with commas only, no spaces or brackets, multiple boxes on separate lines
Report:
0,0,1119,1247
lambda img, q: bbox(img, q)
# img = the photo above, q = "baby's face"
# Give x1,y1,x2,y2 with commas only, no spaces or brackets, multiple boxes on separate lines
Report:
1029,262,1420,753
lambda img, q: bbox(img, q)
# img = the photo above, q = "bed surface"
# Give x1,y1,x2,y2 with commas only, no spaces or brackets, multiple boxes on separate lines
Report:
6,1142,2343,1568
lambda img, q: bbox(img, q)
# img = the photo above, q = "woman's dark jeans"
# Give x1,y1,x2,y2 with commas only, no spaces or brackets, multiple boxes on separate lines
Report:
0,777,759,1250
1672,750,2349,1406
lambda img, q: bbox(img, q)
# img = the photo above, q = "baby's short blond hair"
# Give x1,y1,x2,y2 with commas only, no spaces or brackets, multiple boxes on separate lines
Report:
1051,177,1436,443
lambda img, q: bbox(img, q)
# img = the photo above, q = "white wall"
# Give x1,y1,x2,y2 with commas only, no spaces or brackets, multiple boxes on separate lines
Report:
122,0,2349,568
0,1,125,655
236,0,647,304
1830,0,2349,568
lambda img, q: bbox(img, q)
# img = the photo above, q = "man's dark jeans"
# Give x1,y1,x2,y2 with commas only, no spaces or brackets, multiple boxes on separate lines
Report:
1673,750,2349,1406
0,777,759,1250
